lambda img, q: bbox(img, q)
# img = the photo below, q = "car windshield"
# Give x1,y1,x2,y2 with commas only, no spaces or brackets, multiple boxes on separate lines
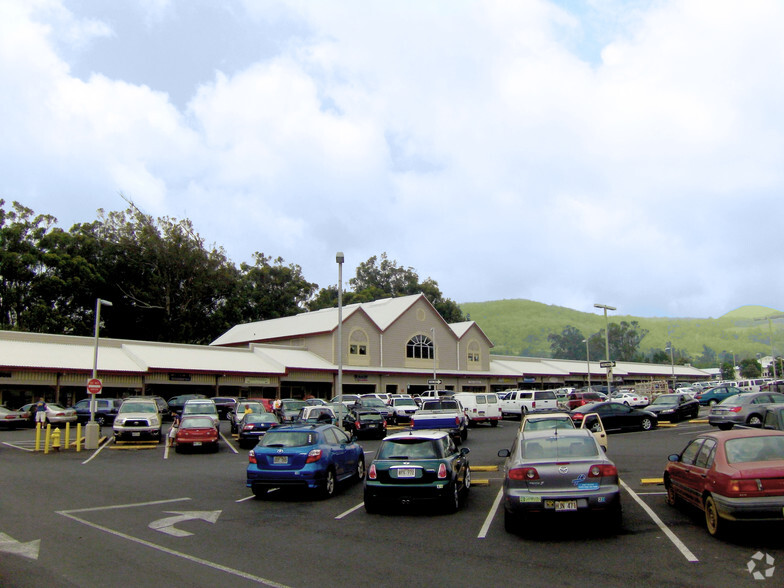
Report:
180,417,214,429
422,400,458,410
378,439,439,459
281,400,307,411
237,403,263,413
184,403,216,415
260,431,315,447
120,402,156,413
522,436,599,459
395,398,417,406
651,395,679,406
524,417,574,431
245,413,278,423
362,399,386,407
725,436,784,463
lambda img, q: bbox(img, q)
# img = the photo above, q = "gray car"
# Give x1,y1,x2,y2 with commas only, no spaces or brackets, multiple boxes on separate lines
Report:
497,428,621,534
708,391,784,430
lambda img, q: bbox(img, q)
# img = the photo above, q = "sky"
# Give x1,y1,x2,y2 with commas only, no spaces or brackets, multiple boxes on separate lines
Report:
2,0,783,320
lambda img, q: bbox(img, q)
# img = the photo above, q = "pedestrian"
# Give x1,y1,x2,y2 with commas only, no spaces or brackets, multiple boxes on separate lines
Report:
168,411,181,447
34,397,47,428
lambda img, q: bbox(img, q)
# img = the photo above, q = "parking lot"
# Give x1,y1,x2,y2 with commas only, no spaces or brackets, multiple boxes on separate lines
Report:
1,411,783,588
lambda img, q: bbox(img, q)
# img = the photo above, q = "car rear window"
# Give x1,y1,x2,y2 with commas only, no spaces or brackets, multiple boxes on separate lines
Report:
524,417,574,431
260,431,315,447
359,412,384,422
725,436,784,463
181,417,214,428
522,437,598,459
378,439,440,459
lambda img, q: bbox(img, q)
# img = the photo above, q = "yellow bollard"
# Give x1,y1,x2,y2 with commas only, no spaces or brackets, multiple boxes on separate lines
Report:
76,423,82,452
64,422,70,450
44,423,52,454
35,422,42,452
51,427,61,452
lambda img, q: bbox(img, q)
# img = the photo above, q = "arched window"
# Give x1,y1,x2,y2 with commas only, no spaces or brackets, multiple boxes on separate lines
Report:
467,341,481,364
349,329,369,357
407,334,434,360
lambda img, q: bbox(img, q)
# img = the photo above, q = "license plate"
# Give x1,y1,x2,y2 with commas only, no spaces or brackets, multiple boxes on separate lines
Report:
368,424,378,428
132,432,140,437
193,442,202,446
555,500,577,512
273,456,288,464
397,468,416,478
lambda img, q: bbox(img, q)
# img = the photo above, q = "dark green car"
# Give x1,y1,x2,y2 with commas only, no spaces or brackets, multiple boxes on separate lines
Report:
364,430,470,513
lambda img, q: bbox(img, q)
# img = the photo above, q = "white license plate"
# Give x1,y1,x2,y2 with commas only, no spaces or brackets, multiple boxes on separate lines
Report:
132,432,140,437
273,456,288,464
368,424,378,428
555,500,577,512
193,442,202,446
397,468,416,478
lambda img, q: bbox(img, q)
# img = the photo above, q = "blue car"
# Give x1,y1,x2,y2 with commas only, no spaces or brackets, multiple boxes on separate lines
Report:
246,423,365,499
696,385,743,406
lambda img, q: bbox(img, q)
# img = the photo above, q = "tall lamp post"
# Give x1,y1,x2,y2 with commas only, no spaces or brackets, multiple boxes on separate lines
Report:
583,338,591,390
594,303,615,395
336,252,344,430
665,343,675,390
86,298,112,450
430,328,437,387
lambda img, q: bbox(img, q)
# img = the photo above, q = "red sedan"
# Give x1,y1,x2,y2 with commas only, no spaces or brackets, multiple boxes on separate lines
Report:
175,415,220,453
664,429,784,537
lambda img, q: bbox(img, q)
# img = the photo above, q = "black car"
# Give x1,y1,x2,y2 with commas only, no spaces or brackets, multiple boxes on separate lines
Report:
352,398,393,423
212,396,238,420
72,398,123,425
237,412,280,449
167,394,206,416
645,393,700,422
347,410,388,440
570,401,658,432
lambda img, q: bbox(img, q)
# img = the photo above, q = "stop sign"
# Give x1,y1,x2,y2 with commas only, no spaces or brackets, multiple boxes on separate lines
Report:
86,378,103,394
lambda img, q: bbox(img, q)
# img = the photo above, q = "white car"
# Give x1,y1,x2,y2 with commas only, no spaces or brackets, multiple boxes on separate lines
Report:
609,392,649,407
41,403,77,424
388,397,419,424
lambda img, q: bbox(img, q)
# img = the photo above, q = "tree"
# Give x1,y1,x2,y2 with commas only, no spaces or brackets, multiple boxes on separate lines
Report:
720,361,735,380
739,358,762,378
309,253,464,323
695,345,717,369
548,326,586,359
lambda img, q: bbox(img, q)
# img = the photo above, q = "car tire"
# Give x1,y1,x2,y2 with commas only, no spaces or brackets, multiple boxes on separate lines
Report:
503,508,519,533
607,502,622,533
462,467,471,500
704,494,726,537
252,486,268,499
640,417,654,431
321,469,336,499
747,415,763,427
664,477,678,507
363,493,379,514
444,481,460,513
490,420,498,428
96,415,106,426
355,457,366,482
708,399,718,406
717,423,733,431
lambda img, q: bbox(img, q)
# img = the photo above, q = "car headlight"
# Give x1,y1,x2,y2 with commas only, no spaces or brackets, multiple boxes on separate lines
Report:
114,418,125,426
150,416,160,426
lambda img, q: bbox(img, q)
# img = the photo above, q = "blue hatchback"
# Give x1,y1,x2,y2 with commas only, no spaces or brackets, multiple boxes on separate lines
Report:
246,423,365,499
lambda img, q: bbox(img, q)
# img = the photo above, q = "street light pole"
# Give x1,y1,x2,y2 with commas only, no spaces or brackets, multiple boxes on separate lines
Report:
594,303,616,395
430,328,437,387
86,298,112,450
665,344,675,390
336,252,344,430
583,338,591,390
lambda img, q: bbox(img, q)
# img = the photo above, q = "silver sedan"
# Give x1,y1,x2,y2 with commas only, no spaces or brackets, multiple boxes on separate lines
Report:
708,391,784,429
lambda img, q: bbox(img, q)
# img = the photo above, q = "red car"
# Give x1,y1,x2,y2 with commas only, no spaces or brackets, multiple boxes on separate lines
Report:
664,429,784,537
174,415,220,453
565,391,604,410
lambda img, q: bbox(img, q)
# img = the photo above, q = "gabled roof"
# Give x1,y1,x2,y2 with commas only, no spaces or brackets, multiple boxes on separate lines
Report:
210,294,435,347
448,321,494,347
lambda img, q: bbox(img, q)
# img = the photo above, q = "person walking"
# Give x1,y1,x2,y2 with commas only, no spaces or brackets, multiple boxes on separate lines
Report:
34,397,47,428
168,411,181,447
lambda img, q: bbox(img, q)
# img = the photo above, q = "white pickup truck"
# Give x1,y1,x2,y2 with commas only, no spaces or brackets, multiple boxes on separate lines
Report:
500,389,558,419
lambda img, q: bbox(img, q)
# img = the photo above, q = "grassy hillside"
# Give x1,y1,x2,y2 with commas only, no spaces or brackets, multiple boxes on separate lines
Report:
460,299,784,364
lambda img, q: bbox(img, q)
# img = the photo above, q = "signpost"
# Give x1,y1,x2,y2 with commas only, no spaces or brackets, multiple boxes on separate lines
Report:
428,379,442,385
599,361,616,368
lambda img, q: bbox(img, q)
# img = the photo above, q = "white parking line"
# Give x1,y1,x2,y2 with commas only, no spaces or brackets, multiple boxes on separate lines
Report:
335,503,364,519
619,479,698,562
81,436,113,465
220,432,239,454
477,488,504,539
236,495,256,503
2,442,34,452
57,499,289,587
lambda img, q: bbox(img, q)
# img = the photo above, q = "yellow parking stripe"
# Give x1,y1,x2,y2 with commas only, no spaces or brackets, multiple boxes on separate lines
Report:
471,479,490,486
641,478,663,485
471,465,499,472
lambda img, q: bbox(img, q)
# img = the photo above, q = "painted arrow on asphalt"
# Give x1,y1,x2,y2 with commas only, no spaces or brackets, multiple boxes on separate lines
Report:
0,532,40,560
148,510,222,537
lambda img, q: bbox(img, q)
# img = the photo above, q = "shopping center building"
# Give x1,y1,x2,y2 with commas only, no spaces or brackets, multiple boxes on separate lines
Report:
0,294,711,407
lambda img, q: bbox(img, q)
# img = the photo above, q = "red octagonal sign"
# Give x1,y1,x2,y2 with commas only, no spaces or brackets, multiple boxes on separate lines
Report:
86,378,103,394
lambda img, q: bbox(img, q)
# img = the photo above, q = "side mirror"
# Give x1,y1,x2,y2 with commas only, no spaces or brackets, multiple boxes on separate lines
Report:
498,449,510,458
460,447,470,456
667,454,680,462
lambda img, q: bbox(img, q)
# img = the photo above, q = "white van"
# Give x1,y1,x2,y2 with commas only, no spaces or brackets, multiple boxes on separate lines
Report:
734,379,770,393
453,392,501,427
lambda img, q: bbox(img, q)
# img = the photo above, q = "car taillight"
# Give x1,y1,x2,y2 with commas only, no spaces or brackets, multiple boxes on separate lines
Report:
368,464,377,479
532,401,536,408
728,479,761,494
382,420,387,428
455,417,460,426
355,421,361,429
572,413,584,421
587,464,617,478
4,415,14,420
306,449,322,463
248,451,257,464
438,463,447,479
508,467,539,480
243,425,254,430
730,407,743,413
410,418,415,426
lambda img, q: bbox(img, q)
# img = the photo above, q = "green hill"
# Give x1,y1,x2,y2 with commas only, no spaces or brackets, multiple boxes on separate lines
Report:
460,300,784,365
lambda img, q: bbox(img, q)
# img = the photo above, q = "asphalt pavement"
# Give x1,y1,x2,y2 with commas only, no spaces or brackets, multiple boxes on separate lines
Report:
1,413,783,587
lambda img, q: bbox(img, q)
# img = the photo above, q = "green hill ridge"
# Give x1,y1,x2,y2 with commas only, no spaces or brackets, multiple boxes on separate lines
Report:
459,300,784,364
